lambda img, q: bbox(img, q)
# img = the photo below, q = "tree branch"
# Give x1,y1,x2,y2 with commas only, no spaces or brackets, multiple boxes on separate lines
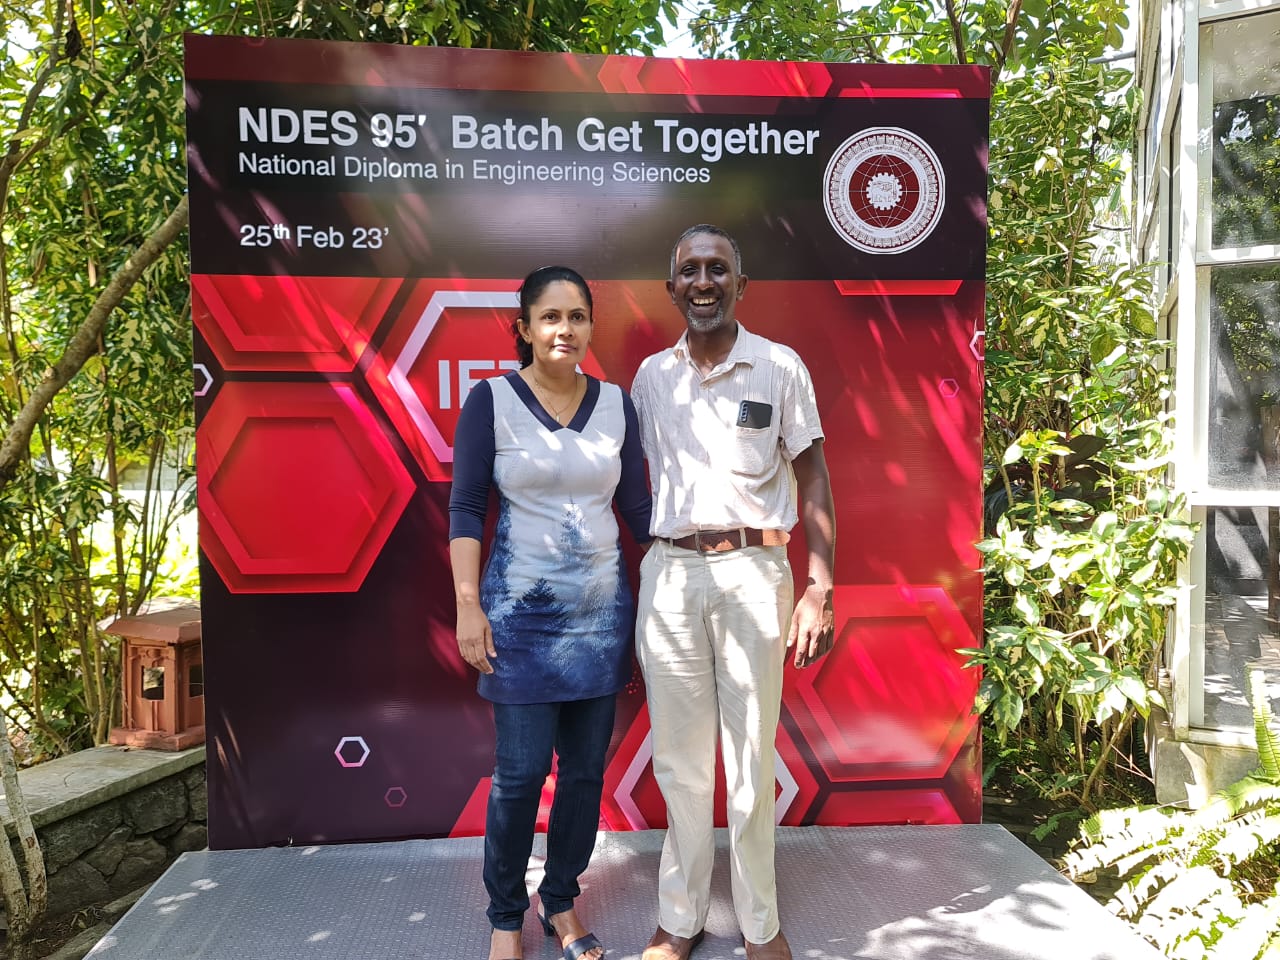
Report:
943,0,968,64
1081,709,1134,804
997,0,1025,77
0,194,189,490
522,0,535,50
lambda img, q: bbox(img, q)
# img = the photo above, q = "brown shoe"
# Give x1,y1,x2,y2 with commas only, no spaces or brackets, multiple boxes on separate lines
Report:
641,925,706,960
744,930,792,960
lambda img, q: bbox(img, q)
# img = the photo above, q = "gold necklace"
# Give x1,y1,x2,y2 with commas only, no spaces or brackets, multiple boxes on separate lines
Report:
531,372,581,424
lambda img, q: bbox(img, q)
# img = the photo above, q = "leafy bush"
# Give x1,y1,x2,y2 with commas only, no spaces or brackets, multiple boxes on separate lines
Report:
964,59,1196,808
1064,669,1280,959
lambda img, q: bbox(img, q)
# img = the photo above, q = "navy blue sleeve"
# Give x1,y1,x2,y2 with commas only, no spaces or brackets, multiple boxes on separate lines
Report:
615,390,653,544
448,379,496,541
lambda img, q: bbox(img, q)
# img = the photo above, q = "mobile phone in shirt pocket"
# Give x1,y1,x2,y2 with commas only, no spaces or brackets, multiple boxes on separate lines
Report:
732,400,775,475
737,400,772,429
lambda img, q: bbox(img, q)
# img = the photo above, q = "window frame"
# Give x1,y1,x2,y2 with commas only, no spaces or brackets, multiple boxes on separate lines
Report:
1165,0,1280,741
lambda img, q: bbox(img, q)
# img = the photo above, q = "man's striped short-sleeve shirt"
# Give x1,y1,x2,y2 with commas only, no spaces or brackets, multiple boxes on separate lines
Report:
631,324,824,541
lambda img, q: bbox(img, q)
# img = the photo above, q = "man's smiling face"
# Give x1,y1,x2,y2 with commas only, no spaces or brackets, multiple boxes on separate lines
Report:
667,232,748,334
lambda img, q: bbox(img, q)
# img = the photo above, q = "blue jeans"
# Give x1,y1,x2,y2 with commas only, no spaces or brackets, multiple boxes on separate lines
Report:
484,694,616,931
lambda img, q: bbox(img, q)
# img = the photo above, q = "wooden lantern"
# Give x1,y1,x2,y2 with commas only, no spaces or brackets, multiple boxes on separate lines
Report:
107,603,205,751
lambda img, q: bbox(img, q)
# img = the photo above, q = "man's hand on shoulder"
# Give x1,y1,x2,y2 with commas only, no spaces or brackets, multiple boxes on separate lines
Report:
788,578,834,668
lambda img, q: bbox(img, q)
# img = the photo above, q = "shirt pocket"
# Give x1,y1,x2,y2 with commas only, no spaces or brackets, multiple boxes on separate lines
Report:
730,425,777,476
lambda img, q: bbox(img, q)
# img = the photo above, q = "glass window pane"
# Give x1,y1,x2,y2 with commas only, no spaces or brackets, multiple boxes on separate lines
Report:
1201,506,1280,730
1145,67,1164,208
1211,11,1280,248
1208,264,1280,489
1167,104,1180,288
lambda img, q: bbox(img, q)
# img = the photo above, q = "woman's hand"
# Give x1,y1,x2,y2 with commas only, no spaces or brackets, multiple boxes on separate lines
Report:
456,602,496,674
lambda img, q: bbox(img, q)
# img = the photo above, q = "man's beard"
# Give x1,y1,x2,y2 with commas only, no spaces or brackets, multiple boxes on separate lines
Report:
685,302,724,332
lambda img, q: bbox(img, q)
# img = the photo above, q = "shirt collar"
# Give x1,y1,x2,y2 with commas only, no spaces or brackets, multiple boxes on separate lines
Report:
673,323,759,369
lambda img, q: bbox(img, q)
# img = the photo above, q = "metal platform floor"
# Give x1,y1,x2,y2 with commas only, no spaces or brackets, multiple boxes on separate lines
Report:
84,824,1160,960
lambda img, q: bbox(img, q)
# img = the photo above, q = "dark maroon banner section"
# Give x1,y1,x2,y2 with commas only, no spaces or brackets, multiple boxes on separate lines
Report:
185,35,988,849
184,36,987,281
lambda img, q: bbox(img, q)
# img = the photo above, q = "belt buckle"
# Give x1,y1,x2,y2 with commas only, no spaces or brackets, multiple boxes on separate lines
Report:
695,529,745,552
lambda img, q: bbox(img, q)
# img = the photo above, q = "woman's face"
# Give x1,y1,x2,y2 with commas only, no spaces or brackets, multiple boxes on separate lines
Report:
519,280,593,371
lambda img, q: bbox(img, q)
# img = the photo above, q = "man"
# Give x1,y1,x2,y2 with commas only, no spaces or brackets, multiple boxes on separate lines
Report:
630,224,836,960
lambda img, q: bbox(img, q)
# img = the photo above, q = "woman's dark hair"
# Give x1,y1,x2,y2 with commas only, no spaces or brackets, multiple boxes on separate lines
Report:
512,265,593,368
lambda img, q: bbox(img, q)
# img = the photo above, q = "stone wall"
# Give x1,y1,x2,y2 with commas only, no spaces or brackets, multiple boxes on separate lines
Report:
40,767,207,918
2,746,206,928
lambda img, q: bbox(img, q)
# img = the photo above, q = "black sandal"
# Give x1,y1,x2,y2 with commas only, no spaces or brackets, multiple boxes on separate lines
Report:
539,912,605,960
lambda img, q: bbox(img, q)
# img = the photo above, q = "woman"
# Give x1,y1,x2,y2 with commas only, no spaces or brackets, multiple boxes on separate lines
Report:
449,265,652,960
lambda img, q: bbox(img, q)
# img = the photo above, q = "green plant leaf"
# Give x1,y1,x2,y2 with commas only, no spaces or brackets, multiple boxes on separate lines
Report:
1013,590,1042,625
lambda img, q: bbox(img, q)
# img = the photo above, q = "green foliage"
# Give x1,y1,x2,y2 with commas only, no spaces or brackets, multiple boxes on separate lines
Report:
2,0,196,755
1064,670,1280,960
972,50,1196,808
683,0,1127,68
172,0,673,54
1252,670,1280,781
976,60,1198,806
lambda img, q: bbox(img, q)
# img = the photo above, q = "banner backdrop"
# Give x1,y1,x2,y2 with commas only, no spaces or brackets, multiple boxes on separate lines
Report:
184,34,989,849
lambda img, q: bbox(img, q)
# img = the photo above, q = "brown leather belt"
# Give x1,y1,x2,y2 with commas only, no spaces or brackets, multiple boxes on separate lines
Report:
663,528,790,553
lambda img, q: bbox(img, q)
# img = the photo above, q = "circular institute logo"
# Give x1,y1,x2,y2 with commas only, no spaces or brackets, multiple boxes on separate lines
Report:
823,127,945,255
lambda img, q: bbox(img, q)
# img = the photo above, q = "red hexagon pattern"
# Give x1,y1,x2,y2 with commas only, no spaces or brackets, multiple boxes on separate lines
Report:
787,585,979,784
192,274,400,372
198,381,415,593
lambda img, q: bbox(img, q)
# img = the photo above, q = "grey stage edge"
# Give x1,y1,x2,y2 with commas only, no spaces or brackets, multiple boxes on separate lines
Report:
85,825,1162,960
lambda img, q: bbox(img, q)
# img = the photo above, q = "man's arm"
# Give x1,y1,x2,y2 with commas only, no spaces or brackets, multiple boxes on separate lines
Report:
788,439,835,668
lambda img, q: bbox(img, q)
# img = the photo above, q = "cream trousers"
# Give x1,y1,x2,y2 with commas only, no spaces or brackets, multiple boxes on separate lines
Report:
636,539,793,945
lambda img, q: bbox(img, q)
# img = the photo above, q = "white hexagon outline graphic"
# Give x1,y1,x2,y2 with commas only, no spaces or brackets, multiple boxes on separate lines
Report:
937,378,959,398
612,731,798,830
969,329,985,363
334,735,370,768
193,363,214,397
389,290,521,464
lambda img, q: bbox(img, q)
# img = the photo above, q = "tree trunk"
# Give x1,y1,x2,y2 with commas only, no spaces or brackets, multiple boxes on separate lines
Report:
0,709,46,960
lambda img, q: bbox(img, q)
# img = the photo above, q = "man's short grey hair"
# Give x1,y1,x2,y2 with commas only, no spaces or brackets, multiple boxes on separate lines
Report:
669,223,744,277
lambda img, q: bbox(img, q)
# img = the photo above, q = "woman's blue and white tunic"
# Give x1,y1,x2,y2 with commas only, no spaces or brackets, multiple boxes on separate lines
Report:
448,372,651,704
